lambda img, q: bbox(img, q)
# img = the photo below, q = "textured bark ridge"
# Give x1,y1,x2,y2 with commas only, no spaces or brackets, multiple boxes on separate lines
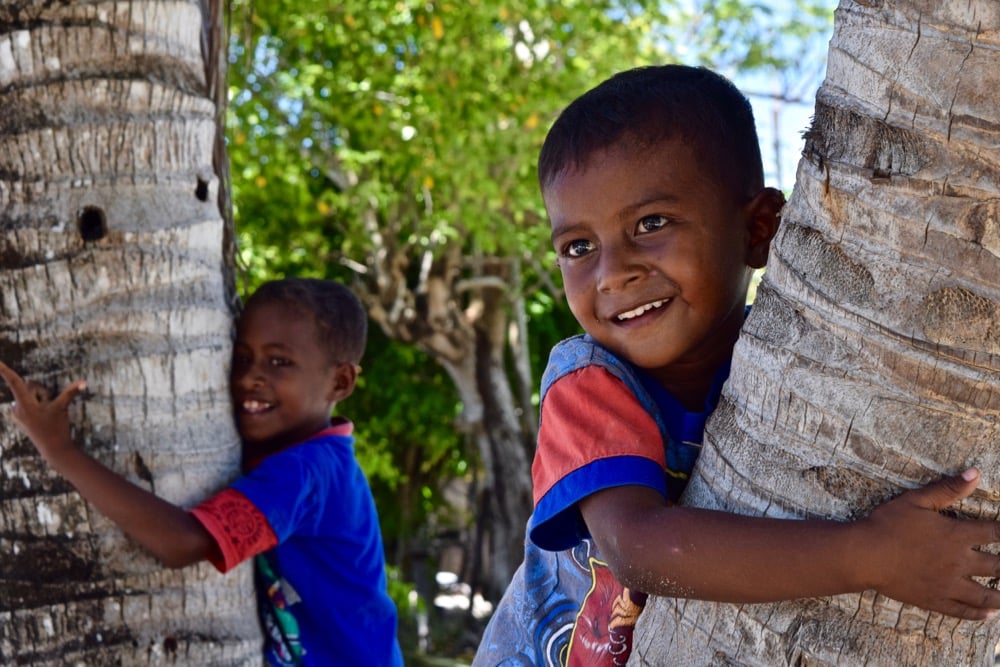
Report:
632,1,1000,665
0,2,259,664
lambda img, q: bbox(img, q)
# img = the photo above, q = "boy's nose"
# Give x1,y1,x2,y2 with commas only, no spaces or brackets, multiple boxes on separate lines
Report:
233,365,264,388
596,245,644,292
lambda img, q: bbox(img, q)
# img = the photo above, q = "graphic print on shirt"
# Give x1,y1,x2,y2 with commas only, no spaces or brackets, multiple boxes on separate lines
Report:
256,553,305,666
565,557,647,667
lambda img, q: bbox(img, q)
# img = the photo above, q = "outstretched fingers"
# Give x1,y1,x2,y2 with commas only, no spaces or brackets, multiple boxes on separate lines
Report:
0,360,28,396
52,379,87,410
0,361,87,439
0,361,85,408
966,547,1000,581
944,576,1000,620
944,490,1000,619
0,361,88,463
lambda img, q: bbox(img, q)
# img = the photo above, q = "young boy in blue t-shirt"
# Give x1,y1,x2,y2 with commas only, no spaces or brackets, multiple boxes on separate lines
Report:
0,278,404,667
475,64,1000,666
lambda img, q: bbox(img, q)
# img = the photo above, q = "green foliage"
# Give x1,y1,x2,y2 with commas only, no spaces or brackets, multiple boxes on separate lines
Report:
226,0,836,581
228,0,832,278
347,325,464,543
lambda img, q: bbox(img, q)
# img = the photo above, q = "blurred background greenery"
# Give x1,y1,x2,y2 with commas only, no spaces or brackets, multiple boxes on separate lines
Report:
224,1,837,661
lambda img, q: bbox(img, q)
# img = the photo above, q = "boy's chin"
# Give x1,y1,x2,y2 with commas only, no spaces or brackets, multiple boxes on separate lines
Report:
237,423,282,450
240,434,289,461
239,424,316,453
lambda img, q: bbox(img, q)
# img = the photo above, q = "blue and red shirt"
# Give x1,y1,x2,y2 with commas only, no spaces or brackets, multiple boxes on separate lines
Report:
475,335,730,666
191,421,403,667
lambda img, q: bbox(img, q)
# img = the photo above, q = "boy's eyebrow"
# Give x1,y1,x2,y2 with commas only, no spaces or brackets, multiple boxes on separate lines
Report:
233,340,296,353
623,194,683,223
550,220,586,243
549,192,683,241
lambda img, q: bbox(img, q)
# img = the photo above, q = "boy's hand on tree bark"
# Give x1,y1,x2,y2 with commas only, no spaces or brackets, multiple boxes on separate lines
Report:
859,467,1000,620
0,360,87,465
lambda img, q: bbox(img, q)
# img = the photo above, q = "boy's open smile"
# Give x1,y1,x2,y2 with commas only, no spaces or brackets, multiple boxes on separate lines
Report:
240,399,273,414
613,298,670,322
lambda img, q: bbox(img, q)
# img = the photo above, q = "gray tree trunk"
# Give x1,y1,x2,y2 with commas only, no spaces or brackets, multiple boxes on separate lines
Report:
632,1,1000,664
358,214,535,599
0,1,260,664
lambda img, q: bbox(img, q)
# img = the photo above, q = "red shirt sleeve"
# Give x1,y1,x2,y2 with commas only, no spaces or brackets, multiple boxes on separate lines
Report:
532,366,666,506
190,488,278,573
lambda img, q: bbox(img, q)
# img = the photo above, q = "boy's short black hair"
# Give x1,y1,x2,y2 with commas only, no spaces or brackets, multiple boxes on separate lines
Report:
243,278,367,364
538,64,764,201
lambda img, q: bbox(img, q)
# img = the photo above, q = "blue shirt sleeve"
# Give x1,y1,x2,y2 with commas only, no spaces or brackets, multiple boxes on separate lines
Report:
529,455,667,551
231,443,343,541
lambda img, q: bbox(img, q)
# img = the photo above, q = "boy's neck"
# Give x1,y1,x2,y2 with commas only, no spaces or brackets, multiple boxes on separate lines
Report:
660,373,723,412
241,418,351,470
644,316,743,412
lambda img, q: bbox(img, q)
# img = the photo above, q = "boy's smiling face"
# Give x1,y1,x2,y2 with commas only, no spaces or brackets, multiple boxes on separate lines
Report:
230,300,352,458
545,136,778,407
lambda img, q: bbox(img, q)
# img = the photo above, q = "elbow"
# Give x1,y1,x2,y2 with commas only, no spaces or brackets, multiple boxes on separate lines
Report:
609,560,655,593
605,561,644,592
152,539,212,570
158,551,200,570
599,540,651,592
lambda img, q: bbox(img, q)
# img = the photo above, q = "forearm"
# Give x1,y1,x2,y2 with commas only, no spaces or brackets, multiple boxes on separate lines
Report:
605,505,868,602
42,443,215,568
0,364,218,569
583,475,1000,619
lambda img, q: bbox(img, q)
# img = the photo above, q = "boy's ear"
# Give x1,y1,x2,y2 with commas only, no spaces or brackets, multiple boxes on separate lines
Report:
744,187,784,269
326,363,359,402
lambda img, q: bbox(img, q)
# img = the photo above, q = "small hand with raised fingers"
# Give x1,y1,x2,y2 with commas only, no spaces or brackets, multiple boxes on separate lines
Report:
859,467,1000,620
0,361,87,463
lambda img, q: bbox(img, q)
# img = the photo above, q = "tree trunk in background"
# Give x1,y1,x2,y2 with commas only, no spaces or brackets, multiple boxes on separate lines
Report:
0,2,259,664
633,1,999,664
359,219,535,600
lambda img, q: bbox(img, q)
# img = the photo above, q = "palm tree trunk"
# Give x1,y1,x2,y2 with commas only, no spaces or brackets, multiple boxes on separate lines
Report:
0,2,260,664
632,1,1000,664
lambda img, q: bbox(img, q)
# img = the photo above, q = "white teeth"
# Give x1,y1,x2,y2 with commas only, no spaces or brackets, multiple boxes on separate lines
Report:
243,400,272,414
617,300,666,321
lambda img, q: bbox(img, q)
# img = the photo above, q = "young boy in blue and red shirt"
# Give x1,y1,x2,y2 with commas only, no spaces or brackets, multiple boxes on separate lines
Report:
474,64,1000,666
0,278,403,667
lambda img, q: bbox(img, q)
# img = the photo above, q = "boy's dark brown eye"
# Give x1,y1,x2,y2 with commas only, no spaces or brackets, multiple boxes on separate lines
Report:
637,215,669,233
565,239,594,257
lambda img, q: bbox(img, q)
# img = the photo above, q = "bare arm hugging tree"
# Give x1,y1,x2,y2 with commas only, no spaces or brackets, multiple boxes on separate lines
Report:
632,1,1000,664
0,2,259,663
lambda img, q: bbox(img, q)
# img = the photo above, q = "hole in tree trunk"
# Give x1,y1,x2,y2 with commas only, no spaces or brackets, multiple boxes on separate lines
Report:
195,177,209,202
77,206,107,241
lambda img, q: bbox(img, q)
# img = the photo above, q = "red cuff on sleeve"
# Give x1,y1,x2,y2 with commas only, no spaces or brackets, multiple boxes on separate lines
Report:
190,488,278,573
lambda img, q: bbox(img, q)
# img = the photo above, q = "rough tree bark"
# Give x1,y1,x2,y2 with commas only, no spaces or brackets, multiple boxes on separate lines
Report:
0,1,259,664
632,1,1000,665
